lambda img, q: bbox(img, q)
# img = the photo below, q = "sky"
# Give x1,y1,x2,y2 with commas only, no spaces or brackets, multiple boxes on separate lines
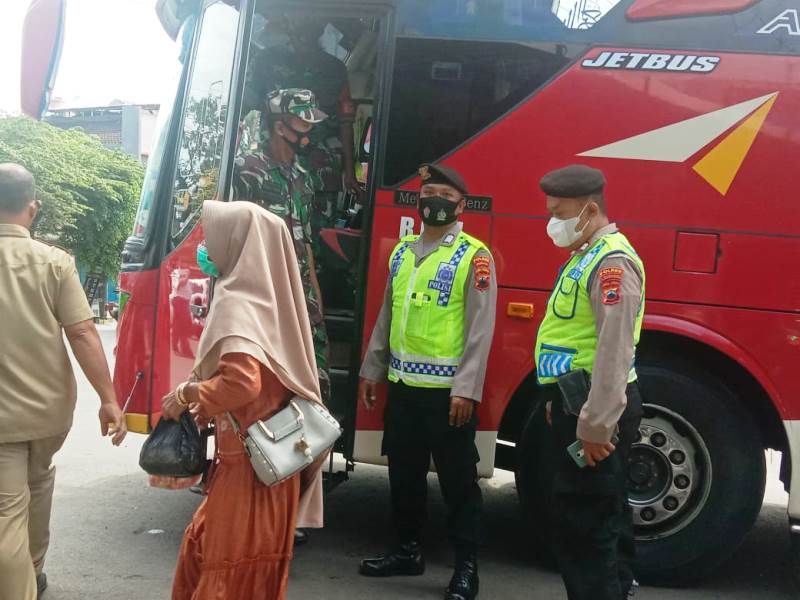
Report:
1,0,179,113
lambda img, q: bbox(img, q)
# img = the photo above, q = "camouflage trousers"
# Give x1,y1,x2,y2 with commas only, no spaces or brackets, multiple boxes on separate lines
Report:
311,319,331,405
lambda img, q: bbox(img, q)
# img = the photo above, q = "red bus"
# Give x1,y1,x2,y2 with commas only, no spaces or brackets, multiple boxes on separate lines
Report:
23,0,800,585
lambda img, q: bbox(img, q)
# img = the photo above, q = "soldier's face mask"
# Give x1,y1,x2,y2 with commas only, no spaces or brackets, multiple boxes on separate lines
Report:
547,203,590,248
196,243,220,278
280,121,313,156
418,194,460,227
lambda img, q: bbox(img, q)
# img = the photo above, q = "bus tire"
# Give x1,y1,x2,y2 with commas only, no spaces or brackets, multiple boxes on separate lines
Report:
514,362,766,586
632,362,766,585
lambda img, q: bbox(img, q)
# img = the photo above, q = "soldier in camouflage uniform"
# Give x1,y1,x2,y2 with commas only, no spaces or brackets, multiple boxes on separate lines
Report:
232,89,331,403
247,17,360,233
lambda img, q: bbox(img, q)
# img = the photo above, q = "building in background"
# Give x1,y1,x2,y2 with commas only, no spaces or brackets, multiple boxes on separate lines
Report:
45,102,159,165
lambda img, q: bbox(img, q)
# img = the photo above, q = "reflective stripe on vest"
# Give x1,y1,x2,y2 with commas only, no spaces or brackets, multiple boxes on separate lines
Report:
534,231,645,385
387,231,488,388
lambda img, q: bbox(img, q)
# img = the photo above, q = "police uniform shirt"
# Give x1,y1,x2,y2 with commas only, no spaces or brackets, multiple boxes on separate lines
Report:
578,223,644,444
360,222,497,402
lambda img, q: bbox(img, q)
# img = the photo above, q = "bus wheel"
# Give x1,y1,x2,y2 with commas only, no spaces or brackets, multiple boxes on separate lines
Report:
632,362,766,585
515,398,556,564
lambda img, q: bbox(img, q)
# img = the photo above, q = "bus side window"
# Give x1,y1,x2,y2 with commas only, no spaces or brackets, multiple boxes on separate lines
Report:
382,39,573,187
169,1,241,248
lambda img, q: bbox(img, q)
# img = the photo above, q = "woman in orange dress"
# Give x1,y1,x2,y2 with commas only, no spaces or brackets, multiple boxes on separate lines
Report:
161,200,324,599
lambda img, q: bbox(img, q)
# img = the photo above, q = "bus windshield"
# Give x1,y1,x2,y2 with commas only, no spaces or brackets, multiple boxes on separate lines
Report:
131,18,196,240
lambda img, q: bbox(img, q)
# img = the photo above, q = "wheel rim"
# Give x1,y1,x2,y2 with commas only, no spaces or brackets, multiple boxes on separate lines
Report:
628,404,713,540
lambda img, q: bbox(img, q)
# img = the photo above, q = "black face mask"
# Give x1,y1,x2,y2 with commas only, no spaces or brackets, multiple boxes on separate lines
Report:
418,195,460,226
281,124,312,156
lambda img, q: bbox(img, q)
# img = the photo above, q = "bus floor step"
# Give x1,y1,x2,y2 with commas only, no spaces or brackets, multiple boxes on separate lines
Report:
323,470,349,493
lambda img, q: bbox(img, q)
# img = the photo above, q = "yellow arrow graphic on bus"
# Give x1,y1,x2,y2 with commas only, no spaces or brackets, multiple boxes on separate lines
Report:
691,94,777,195
578,92,779,195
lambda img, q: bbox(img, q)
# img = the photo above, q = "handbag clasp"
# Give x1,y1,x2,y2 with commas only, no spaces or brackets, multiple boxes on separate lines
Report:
258,401,305,441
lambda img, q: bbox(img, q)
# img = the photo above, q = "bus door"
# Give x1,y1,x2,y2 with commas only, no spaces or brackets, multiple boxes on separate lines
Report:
230,3,392,454
119,0,392,438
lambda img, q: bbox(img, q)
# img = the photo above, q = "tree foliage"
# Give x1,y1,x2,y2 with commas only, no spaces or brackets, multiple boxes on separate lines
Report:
0,116,143,277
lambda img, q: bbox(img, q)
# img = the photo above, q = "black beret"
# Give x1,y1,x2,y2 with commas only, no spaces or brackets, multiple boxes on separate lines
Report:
539,164,605,198
419,163,468,195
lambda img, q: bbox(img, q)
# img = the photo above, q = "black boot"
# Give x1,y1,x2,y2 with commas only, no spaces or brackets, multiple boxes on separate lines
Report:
445,555,479,600
37,573,47,598
359,541,425,577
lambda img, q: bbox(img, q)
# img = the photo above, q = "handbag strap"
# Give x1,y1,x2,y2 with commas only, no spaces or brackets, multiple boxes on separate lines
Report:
225,412,249,447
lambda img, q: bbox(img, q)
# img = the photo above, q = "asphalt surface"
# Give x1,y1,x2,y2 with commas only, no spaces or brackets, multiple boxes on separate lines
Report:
42,325,796,599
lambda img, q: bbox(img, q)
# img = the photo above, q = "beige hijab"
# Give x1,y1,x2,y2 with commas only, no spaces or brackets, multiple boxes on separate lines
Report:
193,200,322,405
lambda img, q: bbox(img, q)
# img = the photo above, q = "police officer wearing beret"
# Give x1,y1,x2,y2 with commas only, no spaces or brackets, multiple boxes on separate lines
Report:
358,164,497,600
535,165,645,599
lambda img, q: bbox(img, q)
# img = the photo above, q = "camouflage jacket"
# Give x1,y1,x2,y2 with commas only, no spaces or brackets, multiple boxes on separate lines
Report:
232,148,331,400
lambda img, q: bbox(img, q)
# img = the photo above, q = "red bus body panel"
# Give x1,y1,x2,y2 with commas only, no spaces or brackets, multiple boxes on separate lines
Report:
114,269,158,432
115,226,209,432
356,47,800,437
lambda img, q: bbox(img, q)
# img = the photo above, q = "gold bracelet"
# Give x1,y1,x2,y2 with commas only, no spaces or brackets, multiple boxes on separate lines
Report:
176,382,188,407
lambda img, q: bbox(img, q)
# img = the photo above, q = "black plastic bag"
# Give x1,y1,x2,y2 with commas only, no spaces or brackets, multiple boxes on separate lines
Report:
139,412,206,477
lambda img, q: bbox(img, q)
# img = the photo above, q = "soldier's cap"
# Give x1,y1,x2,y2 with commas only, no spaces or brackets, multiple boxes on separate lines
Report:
418,163,468,196
539,164,606,198
267,88,328,124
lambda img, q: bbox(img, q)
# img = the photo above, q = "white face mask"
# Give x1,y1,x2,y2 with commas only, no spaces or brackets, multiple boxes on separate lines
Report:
546,204,590,248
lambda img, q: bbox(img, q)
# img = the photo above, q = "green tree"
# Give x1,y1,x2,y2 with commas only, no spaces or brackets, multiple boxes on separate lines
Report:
0,116,143,277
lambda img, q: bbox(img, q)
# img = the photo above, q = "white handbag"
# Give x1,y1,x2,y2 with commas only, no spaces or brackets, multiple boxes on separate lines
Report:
227,397,342,486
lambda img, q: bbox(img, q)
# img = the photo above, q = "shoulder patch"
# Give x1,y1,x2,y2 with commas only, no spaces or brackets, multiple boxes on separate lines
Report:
472,255,492,292
599,267,623,305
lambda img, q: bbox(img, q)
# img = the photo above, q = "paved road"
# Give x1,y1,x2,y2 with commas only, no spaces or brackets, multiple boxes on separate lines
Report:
43,326,796,599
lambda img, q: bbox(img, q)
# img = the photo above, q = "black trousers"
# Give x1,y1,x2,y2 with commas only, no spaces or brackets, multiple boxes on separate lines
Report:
547,383,643,600
382,382,483,555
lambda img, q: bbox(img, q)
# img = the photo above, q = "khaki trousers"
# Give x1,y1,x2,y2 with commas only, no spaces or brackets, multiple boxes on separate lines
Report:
0,433,67,600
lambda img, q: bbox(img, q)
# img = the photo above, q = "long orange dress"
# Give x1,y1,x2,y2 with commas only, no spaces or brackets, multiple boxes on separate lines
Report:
172,353,300,600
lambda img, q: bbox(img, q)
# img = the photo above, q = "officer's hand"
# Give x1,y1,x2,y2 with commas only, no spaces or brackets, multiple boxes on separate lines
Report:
449,396,475,427
579,438,616,467
359,378,379,411
545,401,552,427
99,402,127,446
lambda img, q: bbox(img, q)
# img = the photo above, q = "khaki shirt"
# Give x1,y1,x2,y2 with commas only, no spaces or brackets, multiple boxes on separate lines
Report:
576,223,644,443
0,224,94,442
360,222,498,402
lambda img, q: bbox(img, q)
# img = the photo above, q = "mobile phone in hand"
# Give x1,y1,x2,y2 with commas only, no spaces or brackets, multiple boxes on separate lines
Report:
567,439,588,468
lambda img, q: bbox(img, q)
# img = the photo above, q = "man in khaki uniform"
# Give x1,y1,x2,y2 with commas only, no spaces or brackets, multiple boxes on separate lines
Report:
0,164,127,599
